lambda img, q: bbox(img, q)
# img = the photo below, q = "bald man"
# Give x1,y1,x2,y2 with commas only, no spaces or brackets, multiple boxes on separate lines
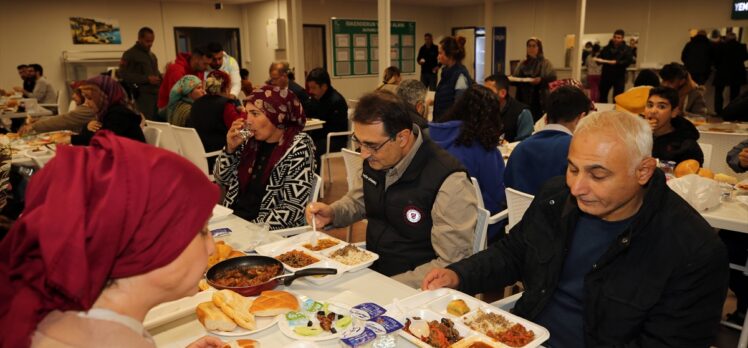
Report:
422,111,728,348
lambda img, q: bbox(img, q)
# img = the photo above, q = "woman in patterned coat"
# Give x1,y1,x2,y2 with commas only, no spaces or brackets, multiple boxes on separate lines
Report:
214,85,315,230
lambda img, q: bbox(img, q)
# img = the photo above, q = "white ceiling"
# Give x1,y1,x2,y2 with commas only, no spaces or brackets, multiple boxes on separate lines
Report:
158,0,487,7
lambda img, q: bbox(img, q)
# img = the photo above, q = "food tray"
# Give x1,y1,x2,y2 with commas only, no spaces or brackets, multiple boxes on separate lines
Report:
144,290,215,329
394,308,476,348
256,232,379,285
388,289,550,348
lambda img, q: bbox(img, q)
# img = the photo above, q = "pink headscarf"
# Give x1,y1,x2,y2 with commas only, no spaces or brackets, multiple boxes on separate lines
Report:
82,75,128,121
0,131,219,347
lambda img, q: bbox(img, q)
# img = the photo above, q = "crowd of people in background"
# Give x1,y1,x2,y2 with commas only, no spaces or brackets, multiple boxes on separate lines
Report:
2,21,748,348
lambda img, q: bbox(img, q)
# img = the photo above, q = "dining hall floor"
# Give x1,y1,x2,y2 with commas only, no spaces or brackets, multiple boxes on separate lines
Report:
316,157,743,347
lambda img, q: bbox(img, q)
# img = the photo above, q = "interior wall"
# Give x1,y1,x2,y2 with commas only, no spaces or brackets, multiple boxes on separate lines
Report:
300,0,448,100
0,0,244,110
448,0,745,74
241,0,289,85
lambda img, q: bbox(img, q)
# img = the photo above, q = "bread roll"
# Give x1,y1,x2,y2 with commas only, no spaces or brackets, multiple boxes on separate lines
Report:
216,242,233,260
196,301,237,332
198,279,211,291
715,173,738,185
228,250,245,259
675,159,700,178
250,290,299,316
213,290,256,330
223,339,260,348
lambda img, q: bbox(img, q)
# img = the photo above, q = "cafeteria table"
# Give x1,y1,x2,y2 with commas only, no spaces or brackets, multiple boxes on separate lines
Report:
701,199,748,233
150,264,420,347
304,118,325,132
151,214,423,347
703,199,748,348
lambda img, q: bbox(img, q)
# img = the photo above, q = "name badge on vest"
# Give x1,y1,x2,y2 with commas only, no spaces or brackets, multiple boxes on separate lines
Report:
403,205,424,225
362,173,378,186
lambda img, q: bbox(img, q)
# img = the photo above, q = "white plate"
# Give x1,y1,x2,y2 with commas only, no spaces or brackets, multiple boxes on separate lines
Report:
277,299,356,342
209,313,279,337
144,290,215,329
211,204,234,221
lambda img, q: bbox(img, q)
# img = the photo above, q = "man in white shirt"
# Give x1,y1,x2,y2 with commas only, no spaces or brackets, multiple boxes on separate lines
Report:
14,64,56,104
206,42,241,98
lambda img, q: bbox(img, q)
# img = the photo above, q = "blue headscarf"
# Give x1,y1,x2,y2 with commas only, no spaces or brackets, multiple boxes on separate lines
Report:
167,75,202,117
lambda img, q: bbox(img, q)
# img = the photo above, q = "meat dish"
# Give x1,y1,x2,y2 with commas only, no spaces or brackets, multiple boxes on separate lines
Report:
210,264,282,287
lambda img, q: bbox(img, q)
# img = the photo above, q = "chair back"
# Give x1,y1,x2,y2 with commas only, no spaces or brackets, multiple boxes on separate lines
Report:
171,125,213,177
473,207,490,255
310,173,322,204
145,120,181,154
341,148,362,191
505,187,535,232
698,142,713,169
143,126,162,147
471,177,485,209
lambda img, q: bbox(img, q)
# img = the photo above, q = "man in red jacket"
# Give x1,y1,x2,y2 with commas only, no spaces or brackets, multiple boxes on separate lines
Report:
157,46,210,111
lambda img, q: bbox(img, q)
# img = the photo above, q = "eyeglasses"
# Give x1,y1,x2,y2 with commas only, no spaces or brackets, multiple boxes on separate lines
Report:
351,134,393,154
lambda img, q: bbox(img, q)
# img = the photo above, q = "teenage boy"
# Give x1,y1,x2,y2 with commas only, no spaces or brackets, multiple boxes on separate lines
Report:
484,74,533,142
645,86,703,165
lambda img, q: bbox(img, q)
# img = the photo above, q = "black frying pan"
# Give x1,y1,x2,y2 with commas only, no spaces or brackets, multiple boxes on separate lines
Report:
205,255,337,296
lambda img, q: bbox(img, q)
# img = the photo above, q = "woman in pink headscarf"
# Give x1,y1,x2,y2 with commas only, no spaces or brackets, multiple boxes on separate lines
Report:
0,131,223,348
214,84,315,230
70,75,145,145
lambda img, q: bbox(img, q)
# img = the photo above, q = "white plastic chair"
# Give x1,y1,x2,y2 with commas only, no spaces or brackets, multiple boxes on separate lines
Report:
473,207,490,255
170,125,221,180
143,126,162,147
310,173,322,204
145,120,181,154
319,131,353,198
505,187,535,232
491,292,522,312
698,142,713,169
341,148,362,191
39,90,60,114
470,177,509,229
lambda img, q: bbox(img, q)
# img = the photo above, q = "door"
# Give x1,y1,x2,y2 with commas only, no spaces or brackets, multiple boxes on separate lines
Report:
453,27,476,79
303,25,327,77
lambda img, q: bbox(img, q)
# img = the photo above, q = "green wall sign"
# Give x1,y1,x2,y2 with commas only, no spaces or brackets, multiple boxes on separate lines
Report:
331,19,416,77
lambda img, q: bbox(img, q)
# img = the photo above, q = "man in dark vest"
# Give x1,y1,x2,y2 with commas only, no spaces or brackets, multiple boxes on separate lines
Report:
306,91,478,288
484,74,533,142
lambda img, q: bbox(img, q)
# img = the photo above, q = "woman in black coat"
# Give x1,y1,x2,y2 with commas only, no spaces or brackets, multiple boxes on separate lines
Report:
71,76,145,145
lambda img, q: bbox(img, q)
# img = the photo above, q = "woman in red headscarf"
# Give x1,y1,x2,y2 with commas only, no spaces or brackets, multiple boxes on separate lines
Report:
70,75,146,145
214,84,315,230
0,131,223,347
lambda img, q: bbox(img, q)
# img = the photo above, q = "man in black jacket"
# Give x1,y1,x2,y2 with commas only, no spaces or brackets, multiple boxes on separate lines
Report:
305,68,349,172
598,29,635,102
119,27,161,120
423,111,728,348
